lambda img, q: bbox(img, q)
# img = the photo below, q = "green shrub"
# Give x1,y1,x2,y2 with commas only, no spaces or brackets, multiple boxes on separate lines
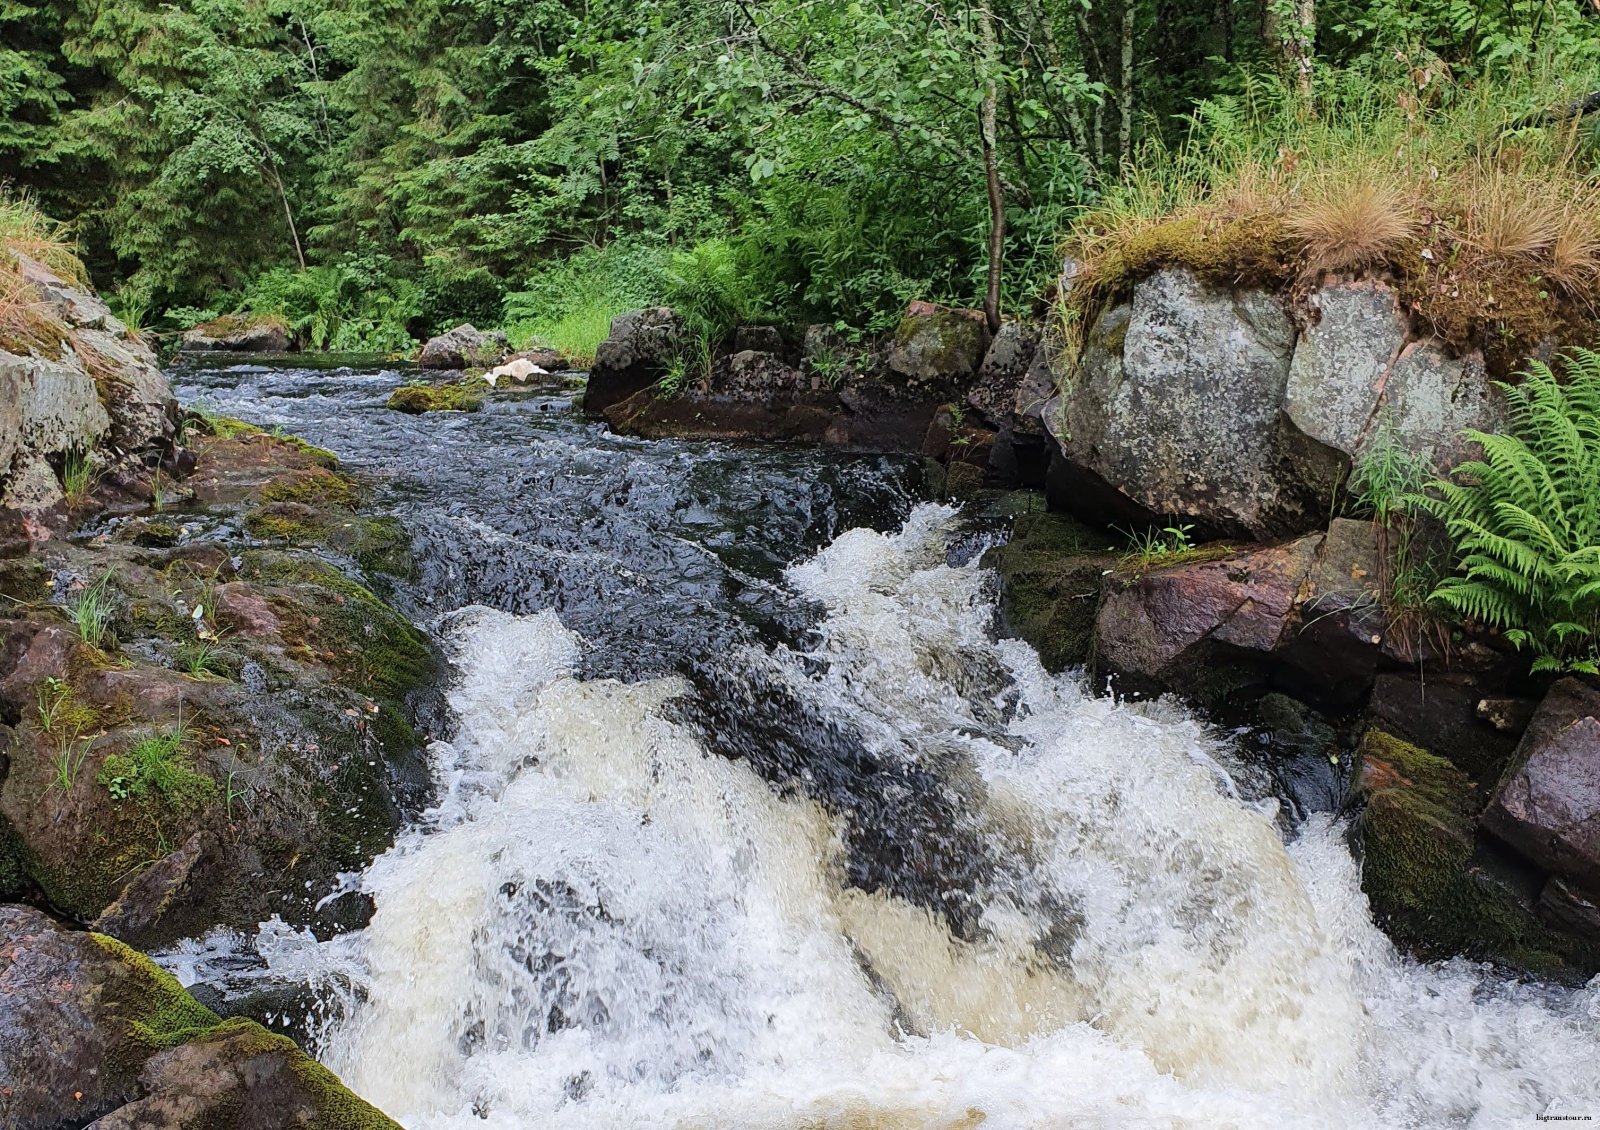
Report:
229,257,421,352
1413,348,1600,672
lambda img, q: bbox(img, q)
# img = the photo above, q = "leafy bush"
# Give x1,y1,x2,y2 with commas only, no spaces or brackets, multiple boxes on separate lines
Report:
1413,348,1600,672
232,257,422,352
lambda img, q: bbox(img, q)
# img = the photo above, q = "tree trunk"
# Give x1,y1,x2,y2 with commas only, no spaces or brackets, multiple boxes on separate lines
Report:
978,4,1004,334
1119,0,1135,162
266,164,307,271
1266,0,1315,97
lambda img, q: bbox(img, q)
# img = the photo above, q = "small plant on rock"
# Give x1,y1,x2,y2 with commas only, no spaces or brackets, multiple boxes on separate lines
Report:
49,733,92,792
1411,347,1600,673
61,446,95,507
1350,420,1444,629
98,717,217,808
66,571,116,649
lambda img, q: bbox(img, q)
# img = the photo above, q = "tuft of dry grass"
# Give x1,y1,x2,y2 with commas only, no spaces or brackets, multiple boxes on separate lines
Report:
0,191,88,287
1288,182,1420,273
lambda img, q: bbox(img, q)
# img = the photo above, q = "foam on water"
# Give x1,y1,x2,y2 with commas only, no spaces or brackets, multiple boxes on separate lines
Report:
309,505,1600,1129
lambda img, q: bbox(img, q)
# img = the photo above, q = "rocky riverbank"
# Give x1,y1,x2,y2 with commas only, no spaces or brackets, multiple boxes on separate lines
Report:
2,256,418,1124
435,259,1600,979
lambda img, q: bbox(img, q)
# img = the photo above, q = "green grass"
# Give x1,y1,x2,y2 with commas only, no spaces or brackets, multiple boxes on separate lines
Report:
62,446,95,507
98,721,217,808
49,734,92,792
66,571,116,649
177,639,229,679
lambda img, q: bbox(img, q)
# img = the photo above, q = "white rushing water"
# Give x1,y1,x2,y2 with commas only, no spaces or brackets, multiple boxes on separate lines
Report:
299,504,1599,1129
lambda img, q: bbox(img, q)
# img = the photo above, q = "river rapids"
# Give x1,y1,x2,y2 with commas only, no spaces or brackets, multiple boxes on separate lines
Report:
164,358,1600,1129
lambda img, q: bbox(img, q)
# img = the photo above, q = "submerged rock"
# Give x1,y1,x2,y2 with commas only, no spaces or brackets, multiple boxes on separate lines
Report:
0,905,396,1130
387,378,484,413
981,509,1116,671
181,313,291,353
417,323,509,369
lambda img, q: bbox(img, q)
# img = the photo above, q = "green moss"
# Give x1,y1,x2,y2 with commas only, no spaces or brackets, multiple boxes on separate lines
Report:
204,1018,404,1129
190,312,289,341
97,727,220,810
386,379,483,413
982,511,1118,671
245,505,321,541
259,467,360,510
1359,729,1585,970
91,932,222,1050
205,416,264,440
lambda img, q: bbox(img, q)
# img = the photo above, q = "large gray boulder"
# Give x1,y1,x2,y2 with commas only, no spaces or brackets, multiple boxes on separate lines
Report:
1483,679,1600,895
1053,269,1304,537
1,258,175,516
1282,279,1408,493
583,306,684,414
417,322,509,369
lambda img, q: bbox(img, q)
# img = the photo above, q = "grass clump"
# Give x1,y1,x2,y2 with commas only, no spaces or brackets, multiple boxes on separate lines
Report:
1410,346,1600,673
66,571,116,648
502,238,671,367
1062,65,1600,371
98,721,218,808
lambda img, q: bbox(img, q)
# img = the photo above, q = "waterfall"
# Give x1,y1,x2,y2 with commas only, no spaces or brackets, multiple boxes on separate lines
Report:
307,504,1600,1129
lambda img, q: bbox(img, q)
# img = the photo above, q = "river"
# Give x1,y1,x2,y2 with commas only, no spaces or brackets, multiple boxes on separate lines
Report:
165,357,1600,1130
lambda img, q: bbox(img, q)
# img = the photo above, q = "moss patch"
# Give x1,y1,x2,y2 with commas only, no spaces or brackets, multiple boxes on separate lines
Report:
983,510,1118,671
386,378,484,413
1358,728,1592,972
92,931,223,1051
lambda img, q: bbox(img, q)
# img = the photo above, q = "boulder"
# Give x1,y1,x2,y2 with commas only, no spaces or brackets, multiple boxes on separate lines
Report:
1379,340,1505,469
604,350,829,443
180,314,290,353
0,905,396,1130
982,510,1117,671
885,301,989,390
1051,269,1305,538
734,324,785,355
511,345,571,372
583,307,684,414
416,323,509,370
1356,730,1593,970
91,831,220,946
1282,279,1408,494
1483,679,1600,896
966,321,1041,430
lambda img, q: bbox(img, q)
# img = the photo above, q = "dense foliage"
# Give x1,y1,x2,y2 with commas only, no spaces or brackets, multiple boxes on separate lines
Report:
3,0,1598,349
1415,349,1600,674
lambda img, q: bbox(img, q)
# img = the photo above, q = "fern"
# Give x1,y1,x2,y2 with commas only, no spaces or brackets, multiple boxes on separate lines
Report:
1411,348,1600,672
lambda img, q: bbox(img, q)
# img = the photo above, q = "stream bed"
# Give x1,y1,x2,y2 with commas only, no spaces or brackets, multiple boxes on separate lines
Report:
166,358,1600,1129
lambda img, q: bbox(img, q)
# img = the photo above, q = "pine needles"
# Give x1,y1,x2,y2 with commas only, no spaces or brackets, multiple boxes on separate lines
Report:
1412,347,1600,672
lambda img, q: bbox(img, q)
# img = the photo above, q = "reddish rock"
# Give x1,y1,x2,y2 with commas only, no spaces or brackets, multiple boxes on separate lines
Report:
1483,679,1600,895
213,582,281,638
1095,535,1321,680
0,620,76,712
92,831,220,948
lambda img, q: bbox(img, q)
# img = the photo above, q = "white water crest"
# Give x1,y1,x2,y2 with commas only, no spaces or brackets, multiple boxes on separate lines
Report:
312,504,1600,1129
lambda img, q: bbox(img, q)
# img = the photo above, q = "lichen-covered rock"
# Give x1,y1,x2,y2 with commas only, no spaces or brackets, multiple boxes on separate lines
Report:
966,321,1041,431
1052,269,1304,538
584,306,684,414
1483,679,1600,895
416,323,509,370
886,301,989,389
1379,339,1505,469
0,906,396,1130
180,313,291,353
1,258,175,517
733,324,785,354
1282,279,1407,492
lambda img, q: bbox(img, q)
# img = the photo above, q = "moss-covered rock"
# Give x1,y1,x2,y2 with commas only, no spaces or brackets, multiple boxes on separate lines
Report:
1359,729,1600,975
0,905,396,1130
886,301,989,389
386,377,484,413
181,312,291,353
983,508,1117,671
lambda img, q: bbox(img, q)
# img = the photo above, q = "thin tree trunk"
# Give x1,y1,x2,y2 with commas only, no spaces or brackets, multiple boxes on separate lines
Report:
1119,0,1135,162
979,4,1004,334
266,164,307,271
1073,8,1107,168
1266,0,1315,97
